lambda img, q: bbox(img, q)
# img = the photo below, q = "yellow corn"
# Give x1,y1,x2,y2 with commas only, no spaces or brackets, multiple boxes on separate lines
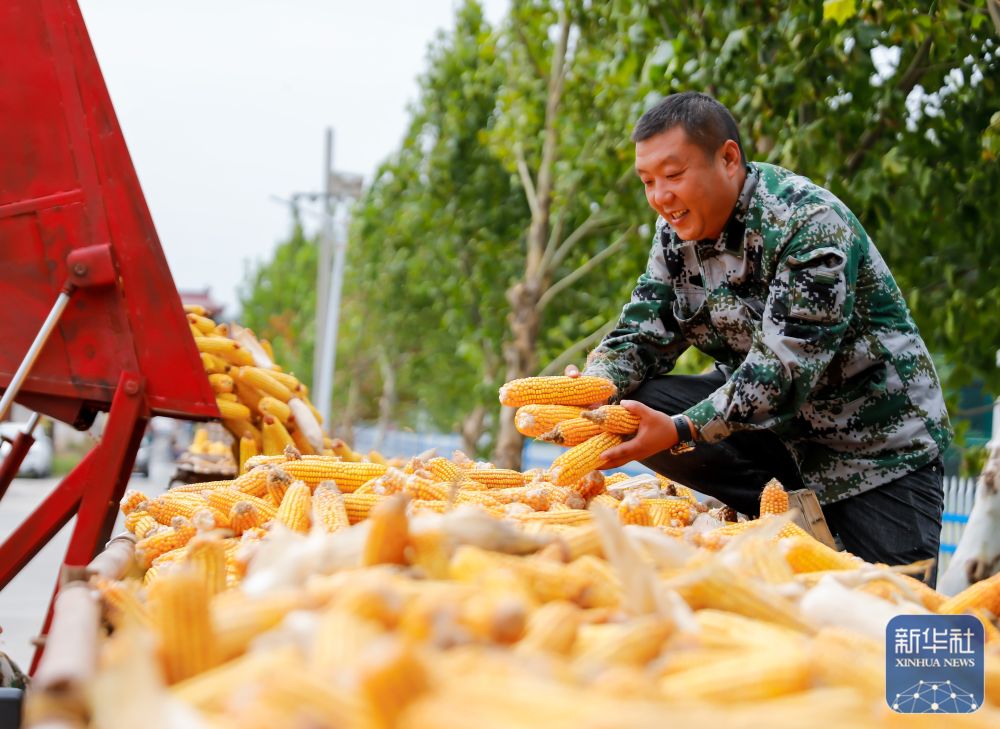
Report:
125,511,160,539
185,538,228,596
617,493,653,526
187,312,217,334
312,482,350,532
288,425,317,456
514,404,585,437
145,493,208,525
237,433,258,473
550,432,622,487
559,525,604,560
425,457,464,482
199,352,229,374
780,535,863,573
759,478,789,516
195,336,254,366
148,569,219,683
589,493,621,510
258,396,292,424
204,487,278,522
539,417,603,447
363,494,409,566
120,489,149,515
466,467,526,488
228,501,263,536
274,481,312,533
261,414,294,456
938,572,1000,616
660,642,810,701
574,471,606,500
580,405,640,434
574,616,671,667
344,493,385,524
215,397,250,421
265,466,292,506
136,523,198,568
207,373,234,395
236,366,294,402
646,497,695,527
499,376,617,407
93,577,149,627
278,459,388,491
267,370,303,392
514,509,593,527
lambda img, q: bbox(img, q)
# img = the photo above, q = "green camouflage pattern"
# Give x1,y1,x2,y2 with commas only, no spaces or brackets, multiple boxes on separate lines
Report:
584,162,951,503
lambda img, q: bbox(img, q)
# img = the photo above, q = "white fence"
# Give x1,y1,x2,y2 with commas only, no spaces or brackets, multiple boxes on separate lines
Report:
939,476,978,575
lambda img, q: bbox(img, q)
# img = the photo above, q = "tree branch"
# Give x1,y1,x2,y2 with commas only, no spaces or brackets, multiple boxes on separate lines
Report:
514,18,545,80
543,208,616,275
515,143,541,219
539,316,618,375
989,0,1000,34
845,32,934,174
538,225,635,312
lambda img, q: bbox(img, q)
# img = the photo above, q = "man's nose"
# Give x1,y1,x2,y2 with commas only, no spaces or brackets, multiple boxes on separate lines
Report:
651,180,673,208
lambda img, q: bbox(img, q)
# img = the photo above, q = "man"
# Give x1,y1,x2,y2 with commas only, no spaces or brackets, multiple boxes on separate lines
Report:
572,91,951,583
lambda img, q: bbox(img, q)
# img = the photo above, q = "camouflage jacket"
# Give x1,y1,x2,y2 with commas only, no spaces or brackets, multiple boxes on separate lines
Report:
584,162,952,503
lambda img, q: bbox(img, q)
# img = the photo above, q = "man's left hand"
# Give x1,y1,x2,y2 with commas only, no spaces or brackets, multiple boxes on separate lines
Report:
598,400,679,469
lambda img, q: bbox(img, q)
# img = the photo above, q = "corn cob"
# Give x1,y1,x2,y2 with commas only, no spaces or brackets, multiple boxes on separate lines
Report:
258,396,291,424
261,414,294,456
289,424,318,456
574,616,671,667
424,456,463,482
120,489,149,515
237,433,258,473
938,572,1000,616
514,509,593,527
274,481,311,533
135,521,198,568
93,577,149,626
499,376,617,407
148,569,219,683
759,478,789,516
127,512,161,539
227,501,263,536
559,525,604,560
236,366,294,402
646,497,695,527
363,494,410,566
344,493,384,523
589,493,621,509
780,535,863,573
204,487,278,522
277,459,388,491
199,352,229,374
574,470,606,500
265,466,292,506
466,467,526,488
569,554,623,609
580,405,641,434
667,563,812,632
215,392,239,403
454,490,504,509
539,417,604,447
267,370,303,392
309,481,349,532
660,643,811,701
145,493,209,525
185,538,228,596
617,494,653,526
207,373,234,394
166,479,234,494
515,405,586,439
187,312,217,334
404,475,450,501
195,336,254,366
550,432,622,487
604,472,631,487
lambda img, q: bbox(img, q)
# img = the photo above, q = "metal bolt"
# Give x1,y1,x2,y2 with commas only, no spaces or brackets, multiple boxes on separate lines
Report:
72,262,88,276
124,380,139,396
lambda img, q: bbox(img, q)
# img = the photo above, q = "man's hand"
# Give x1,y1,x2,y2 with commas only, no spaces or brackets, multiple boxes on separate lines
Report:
598,400,679,469
563,364,614,409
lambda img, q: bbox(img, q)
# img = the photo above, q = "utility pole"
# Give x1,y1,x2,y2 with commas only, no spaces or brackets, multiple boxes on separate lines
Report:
309,129,363,426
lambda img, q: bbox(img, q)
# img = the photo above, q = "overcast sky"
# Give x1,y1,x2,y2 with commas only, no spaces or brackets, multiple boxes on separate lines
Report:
78,0,509,315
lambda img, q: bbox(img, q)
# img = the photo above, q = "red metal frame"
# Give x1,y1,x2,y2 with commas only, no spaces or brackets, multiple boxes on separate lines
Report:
0,0,222,670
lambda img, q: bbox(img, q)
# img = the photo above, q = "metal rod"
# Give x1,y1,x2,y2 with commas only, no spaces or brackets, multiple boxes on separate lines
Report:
313,127,335,397
0,291,72,422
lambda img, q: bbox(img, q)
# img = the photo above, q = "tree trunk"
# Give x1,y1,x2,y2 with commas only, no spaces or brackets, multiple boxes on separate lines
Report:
461,404,487,457
493,279,543,468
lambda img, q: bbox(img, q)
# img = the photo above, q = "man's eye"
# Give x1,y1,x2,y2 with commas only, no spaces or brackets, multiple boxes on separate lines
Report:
666,171,683,180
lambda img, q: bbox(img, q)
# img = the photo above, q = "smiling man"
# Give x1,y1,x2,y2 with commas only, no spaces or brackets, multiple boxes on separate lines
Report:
574,91,952,583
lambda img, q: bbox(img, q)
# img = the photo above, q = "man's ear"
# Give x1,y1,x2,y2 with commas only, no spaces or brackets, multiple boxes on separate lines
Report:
721,139,742,172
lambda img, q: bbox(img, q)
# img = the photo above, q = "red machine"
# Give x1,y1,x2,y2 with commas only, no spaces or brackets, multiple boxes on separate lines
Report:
0,0,220,670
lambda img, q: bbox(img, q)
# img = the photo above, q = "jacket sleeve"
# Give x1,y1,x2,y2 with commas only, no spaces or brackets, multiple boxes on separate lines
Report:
582,221,690,397
683,204,862,442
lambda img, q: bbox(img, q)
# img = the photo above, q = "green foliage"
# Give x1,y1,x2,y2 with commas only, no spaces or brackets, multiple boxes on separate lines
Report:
236,219,318,386
242,0,999,447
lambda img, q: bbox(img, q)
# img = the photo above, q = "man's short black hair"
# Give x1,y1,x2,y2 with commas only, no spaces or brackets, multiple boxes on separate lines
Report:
632,91,746,165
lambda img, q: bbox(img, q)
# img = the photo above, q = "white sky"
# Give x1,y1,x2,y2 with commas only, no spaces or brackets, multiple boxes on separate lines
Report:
78,0,509,315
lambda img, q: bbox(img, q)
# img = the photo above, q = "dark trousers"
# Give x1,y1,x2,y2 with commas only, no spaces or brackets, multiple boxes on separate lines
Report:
633,370,945,586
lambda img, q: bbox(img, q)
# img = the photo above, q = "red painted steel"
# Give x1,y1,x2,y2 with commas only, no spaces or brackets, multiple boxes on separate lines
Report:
0,431,35,501
0,0,223,669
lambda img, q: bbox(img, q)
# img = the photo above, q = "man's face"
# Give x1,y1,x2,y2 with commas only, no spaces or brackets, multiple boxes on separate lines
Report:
635,126,744,241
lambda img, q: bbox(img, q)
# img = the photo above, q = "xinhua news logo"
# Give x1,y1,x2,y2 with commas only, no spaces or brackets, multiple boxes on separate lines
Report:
886,614,984,713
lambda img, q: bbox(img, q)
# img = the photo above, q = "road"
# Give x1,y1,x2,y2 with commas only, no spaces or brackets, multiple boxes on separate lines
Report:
0,441,174,672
